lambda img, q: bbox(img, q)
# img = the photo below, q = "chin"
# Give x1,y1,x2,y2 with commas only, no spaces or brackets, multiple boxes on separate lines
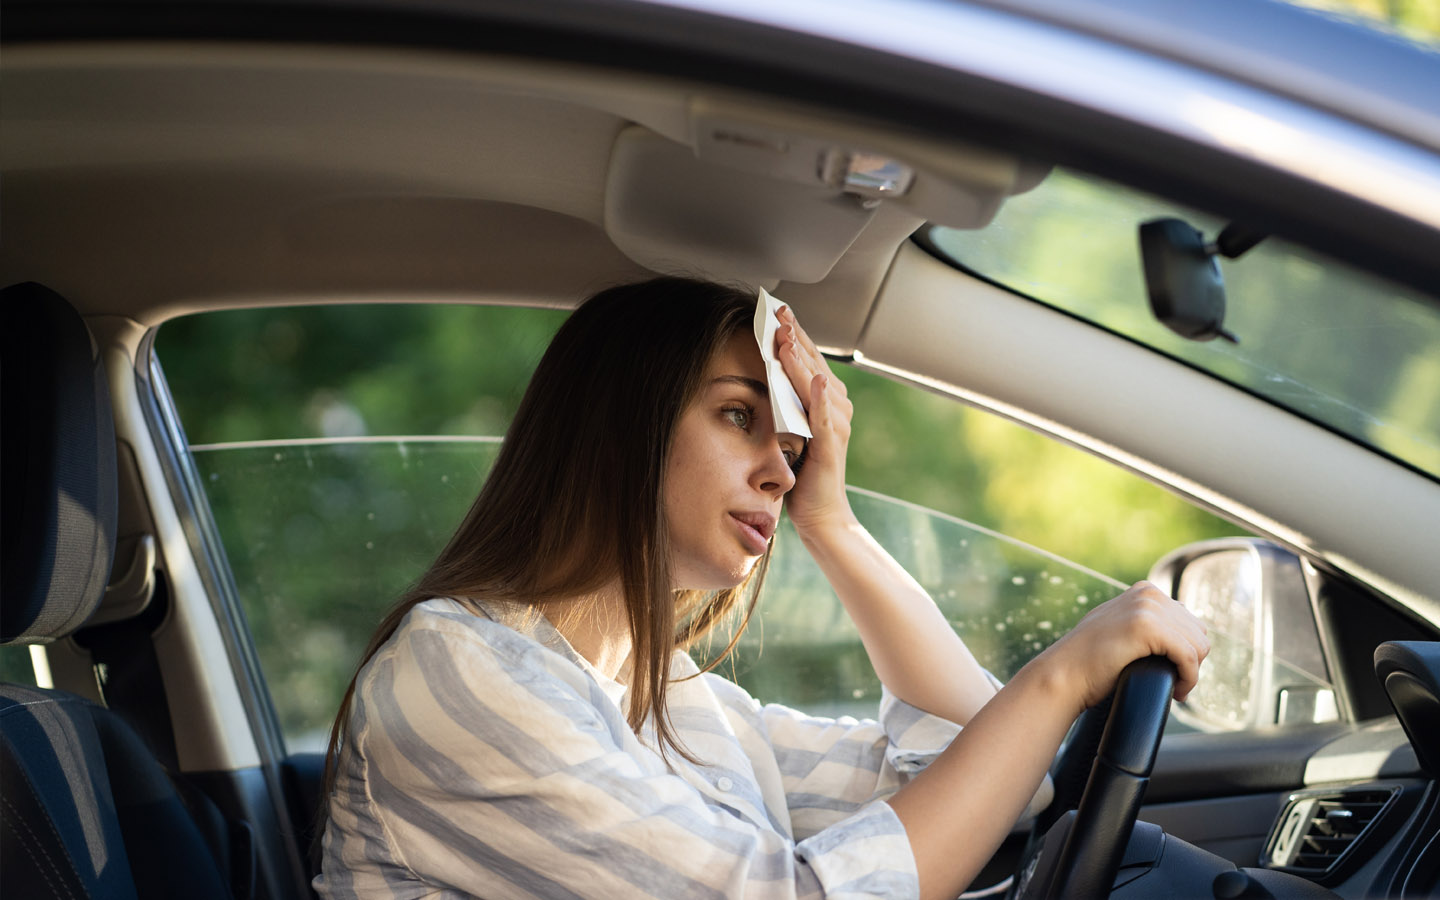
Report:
676,555,760,592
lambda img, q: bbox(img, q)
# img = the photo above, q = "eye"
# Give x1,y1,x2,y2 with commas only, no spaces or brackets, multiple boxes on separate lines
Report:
722,404,753,430
785,441,808,473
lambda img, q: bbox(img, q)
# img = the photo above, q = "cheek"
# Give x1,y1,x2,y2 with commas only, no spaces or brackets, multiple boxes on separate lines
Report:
666,419,724,502
665,451,718,524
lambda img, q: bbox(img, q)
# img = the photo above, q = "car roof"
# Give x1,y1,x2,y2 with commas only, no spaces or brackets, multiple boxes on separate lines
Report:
977,0,1440,146
4,0,1440,621
4,0,1438,325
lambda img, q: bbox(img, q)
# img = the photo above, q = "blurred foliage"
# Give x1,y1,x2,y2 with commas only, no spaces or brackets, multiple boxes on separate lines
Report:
930,171,1440,478
191,440,1127,745
191,441,503,746
1290,0,1440,43
0,647,37,686
160,304,1247,587
160,304,567,444
839,366,1245,585
159,298,1246,747
720,490,1126,718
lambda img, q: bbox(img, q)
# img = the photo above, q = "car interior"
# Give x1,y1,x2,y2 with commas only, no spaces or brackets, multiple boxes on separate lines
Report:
4,1,1440,898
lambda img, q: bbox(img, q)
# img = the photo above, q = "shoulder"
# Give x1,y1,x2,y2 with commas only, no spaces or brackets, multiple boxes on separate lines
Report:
698,668,762,714
377,597,579,675
354,599,614,734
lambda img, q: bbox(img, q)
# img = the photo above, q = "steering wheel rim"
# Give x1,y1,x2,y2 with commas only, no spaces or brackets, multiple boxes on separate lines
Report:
1046,655,1176,899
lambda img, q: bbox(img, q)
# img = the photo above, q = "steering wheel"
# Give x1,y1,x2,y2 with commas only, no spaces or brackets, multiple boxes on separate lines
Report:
1029,656,1177,899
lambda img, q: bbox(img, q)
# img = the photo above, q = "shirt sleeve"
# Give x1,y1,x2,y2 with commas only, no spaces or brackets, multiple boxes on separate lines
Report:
706,672,1049,841
325,613,919,900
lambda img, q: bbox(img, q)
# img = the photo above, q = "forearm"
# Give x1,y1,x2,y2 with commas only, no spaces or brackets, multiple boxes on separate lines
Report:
798,513,997,725
885,659,1077,900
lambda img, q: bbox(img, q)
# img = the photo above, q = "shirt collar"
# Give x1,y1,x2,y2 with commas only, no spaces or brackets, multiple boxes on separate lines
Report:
463,596,631,710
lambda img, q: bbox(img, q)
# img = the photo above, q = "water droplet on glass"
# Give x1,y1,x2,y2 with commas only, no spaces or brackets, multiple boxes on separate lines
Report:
365,541,374,550
1038,621,1053,631
851,688,865,699
1011,575,1026,586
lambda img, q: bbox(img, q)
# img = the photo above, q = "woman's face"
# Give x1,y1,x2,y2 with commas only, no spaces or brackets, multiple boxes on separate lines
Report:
664,331,805,590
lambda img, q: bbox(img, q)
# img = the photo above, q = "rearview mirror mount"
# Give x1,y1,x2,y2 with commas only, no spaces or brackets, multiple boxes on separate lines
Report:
1139,218,1265,344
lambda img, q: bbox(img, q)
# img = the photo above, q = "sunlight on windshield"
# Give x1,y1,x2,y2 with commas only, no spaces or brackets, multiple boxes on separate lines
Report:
927,168,1440,480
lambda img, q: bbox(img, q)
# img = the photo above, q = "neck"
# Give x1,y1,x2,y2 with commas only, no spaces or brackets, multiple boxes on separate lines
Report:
545,583,633,682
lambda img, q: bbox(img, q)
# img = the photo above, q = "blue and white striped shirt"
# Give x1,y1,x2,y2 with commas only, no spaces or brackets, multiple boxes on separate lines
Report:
316,597,1000,899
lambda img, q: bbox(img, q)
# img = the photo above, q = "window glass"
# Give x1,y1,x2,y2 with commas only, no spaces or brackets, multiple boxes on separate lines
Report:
193,438,502,747
925,168,1440,480
156,304,1250,751
723,489,1124,718
0,647,37,686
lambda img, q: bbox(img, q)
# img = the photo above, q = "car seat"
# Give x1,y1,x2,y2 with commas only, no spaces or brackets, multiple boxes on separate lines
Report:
0,282,245,898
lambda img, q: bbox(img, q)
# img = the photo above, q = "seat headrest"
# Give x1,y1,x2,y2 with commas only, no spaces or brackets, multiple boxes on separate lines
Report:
1,282,117,644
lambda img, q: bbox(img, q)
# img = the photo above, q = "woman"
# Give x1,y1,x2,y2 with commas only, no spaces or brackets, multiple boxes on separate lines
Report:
315,277,1208,900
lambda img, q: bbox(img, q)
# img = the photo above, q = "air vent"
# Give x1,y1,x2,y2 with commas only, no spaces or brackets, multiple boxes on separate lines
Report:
1263,787,1399,881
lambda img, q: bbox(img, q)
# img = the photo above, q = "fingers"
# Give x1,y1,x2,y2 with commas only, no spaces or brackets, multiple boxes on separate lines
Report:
1054,581,1209,710
775,322,853,447
776,306,849,403
778,305,821,362
1122,581,1209,701
804,373,829,436
776,322,821,405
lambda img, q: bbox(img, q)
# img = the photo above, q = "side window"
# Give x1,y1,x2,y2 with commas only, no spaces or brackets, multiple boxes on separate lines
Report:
0,647,38,686
156,305,565,750
731,489,1127,717
156,303,1278,750
734,363,1255,722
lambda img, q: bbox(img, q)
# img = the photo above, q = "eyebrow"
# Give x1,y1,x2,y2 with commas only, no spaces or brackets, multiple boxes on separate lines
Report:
711,374,769,398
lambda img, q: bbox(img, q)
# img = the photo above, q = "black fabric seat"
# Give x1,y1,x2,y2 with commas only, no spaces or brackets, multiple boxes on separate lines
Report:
1,282,240,899
1,686,238,899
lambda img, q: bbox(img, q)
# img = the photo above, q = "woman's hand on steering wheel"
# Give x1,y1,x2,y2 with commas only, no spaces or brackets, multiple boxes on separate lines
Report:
773,305,855,535
1032,581,1210,718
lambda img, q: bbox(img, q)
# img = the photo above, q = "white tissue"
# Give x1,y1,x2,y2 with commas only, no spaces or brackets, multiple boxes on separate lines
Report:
753,287,813,439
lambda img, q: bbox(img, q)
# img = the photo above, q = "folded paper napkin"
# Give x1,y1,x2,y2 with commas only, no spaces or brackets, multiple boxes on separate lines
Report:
753,287,813,439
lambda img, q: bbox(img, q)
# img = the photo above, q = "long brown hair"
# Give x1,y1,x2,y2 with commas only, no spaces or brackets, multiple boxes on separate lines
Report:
317,277,769,845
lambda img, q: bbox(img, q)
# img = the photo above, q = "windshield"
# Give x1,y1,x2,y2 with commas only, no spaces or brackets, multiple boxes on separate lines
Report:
924,168,1440,481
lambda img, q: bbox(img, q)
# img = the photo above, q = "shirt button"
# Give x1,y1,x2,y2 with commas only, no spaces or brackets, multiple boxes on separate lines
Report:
716,776,733,792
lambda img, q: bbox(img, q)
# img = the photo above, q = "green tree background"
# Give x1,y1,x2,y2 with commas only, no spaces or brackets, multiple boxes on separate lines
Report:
150,228,1257,745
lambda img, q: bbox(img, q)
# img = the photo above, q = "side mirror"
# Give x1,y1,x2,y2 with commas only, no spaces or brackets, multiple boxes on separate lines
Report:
1148,538,1338,732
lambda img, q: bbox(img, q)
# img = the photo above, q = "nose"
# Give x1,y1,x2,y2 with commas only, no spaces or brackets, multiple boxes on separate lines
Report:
754,438,796,496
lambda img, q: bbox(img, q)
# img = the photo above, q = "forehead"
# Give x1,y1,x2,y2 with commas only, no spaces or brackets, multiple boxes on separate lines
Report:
705,330,766,382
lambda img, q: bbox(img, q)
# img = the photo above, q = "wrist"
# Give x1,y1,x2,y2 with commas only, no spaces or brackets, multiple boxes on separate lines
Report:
1015,649,1088,722
792,507,862,550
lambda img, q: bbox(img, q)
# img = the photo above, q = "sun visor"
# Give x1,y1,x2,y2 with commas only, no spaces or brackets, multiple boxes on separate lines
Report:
685,99,1051,230
604,126,875,284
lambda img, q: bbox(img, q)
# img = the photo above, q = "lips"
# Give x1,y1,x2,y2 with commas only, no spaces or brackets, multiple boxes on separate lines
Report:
730,511,776,555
